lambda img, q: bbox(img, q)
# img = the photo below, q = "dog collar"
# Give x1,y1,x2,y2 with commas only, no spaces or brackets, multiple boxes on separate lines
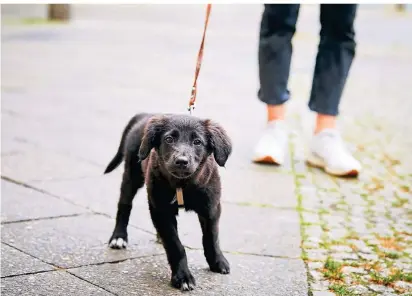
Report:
170,188,185,208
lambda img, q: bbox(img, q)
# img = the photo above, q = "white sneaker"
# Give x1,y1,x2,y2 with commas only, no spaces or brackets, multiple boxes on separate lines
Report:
307,129,361,177
253,120,288,165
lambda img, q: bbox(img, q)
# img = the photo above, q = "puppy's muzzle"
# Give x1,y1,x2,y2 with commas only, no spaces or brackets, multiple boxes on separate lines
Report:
175,156,189,169
170,155,194,178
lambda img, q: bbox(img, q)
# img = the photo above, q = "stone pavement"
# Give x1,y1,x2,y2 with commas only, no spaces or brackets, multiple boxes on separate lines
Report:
1,4,411,296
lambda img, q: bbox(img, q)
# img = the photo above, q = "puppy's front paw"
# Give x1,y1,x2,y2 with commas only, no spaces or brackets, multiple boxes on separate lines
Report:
209,255,230,274
171,268,196,291
108,233,128,249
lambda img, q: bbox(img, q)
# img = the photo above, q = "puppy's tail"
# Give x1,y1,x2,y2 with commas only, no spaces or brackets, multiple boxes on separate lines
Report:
104,114,142,174
104,150,123,174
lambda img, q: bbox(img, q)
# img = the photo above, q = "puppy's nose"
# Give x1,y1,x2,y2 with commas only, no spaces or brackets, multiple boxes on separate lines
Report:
175,157,189,168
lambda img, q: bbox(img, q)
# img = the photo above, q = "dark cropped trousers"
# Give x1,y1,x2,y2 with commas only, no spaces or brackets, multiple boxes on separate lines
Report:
258,4,358,115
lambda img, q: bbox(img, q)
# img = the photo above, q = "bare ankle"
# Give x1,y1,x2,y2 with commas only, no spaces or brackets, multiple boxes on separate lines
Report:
267,104,286,122
315,113,336,134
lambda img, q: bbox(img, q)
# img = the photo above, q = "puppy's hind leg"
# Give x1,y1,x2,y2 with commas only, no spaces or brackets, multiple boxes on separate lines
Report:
109,155,144,249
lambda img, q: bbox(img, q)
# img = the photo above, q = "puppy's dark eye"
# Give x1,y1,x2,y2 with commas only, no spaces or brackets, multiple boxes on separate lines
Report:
165,136,174,144
193,139,202,146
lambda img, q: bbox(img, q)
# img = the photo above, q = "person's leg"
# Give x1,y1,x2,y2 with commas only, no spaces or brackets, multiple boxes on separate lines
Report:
253,4,300,165
307,4,361,176
309,4,357,128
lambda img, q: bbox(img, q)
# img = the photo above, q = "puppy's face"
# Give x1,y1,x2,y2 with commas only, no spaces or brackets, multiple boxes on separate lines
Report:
139,115,232,179
159,121,208,178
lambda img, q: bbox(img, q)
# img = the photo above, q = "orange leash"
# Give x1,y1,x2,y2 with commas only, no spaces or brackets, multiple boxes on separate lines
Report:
188,4,212,114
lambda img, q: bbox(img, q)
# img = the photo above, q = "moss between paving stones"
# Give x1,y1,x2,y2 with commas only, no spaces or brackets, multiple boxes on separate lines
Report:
290,114,412,295
329,284,357,296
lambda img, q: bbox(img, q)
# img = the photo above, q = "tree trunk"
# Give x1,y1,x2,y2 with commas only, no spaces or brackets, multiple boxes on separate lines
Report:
48,4,70,21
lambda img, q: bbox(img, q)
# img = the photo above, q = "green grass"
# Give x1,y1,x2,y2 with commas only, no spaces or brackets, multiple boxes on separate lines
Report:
385,260,395,268
400,184,410,193
392,197,409,208
370,271,392,285
370,270,412,285
401,272,412,282
324,257,341,271
347,261,361,267
385,251,401,259
344,230,360,240
296,192,309,261
301,251,309,261
321,224,330,232
323,257,344,281
302,222,322,227
330,239,347,245
317,238,350,250
329,284,356,296
319,241,331,249
295,173,306,179
318,208,330,215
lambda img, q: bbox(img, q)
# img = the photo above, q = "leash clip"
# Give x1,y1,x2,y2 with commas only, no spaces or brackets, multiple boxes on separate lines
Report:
188,103,196,115
188,86,196,115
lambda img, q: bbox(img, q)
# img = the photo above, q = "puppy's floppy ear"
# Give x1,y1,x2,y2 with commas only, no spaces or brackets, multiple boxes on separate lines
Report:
205,119,232,167
138,116,166,160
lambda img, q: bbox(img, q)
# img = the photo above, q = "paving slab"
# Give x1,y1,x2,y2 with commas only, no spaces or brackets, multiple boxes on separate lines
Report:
0,134,37,156
178,204,301,258
30,173,159,238
219,168,297,208
1,214,163,268
70,250,308,296
1,108,117,168
1,243,54,277
1,145,100,182
1,270,113,296
1,179,88,223
1,4,48,20
29,172,129,217
30,176,301,258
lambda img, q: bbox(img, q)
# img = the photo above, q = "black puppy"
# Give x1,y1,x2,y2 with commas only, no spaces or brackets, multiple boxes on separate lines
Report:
104,113,232,291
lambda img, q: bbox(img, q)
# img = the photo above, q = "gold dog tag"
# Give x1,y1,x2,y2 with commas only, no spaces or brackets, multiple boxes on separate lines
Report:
176,188,184,206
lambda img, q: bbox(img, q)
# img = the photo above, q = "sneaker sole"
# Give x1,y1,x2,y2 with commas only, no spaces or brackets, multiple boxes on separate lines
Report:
306,154,359,177
253,156,282,165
